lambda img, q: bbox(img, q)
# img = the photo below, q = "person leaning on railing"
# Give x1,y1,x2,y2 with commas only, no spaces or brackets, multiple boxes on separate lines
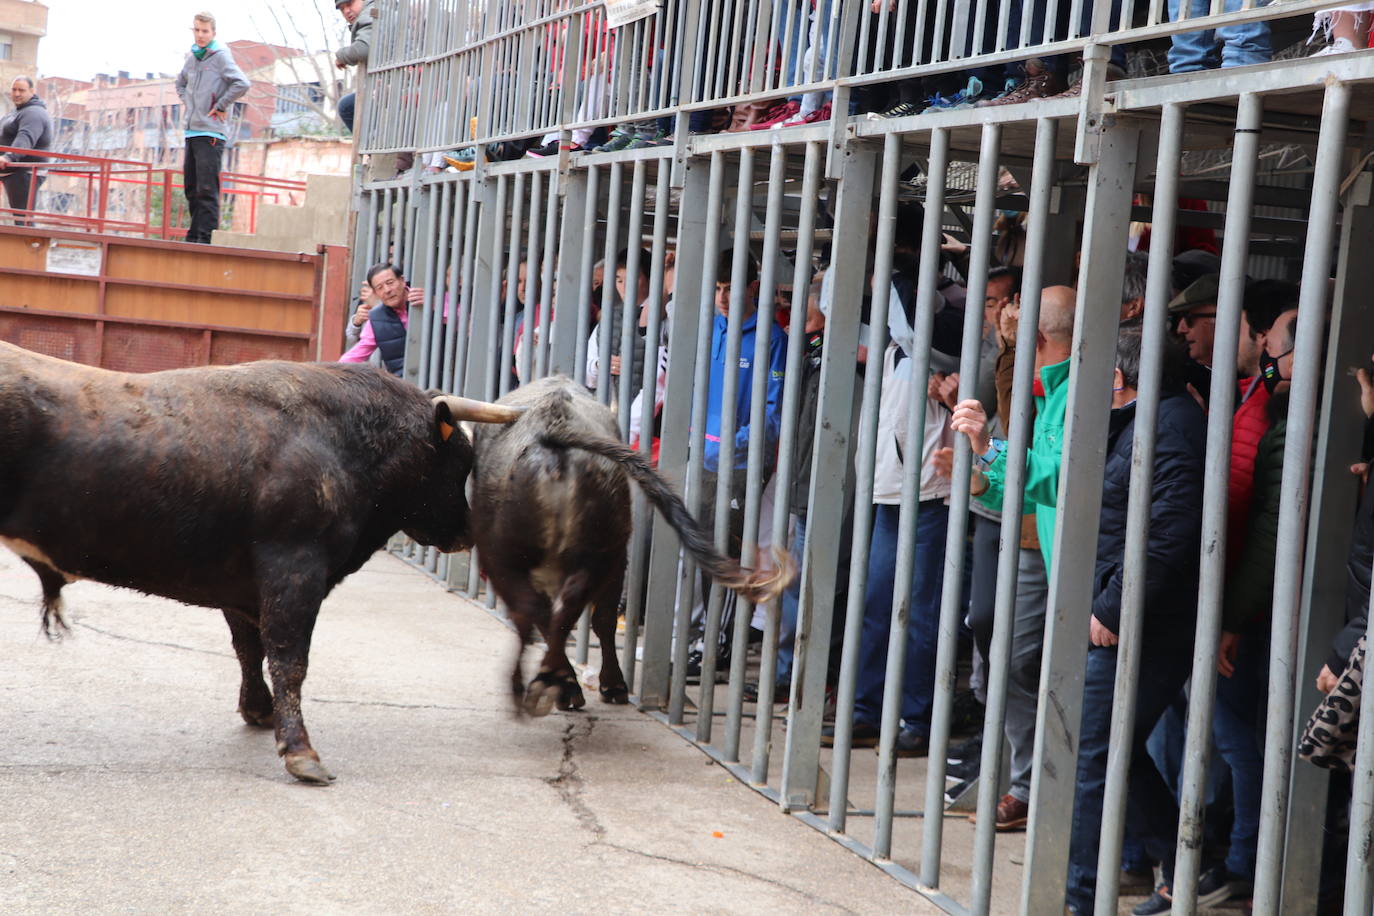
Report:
0,76,52,225
333,0,375,134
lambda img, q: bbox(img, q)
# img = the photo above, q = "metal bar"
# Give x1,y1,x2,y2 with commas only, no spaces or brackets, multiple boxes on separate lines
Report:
1094,101,1184,915
922,121,1000,887
659,151,724,719
696,147,756,745
1020,120,1140,915
452,177,482,396
618,161,649,439
752,140,822,784
498,172,526,398
519,169,543,386
723,141,787,763
536,168,559,380
1254,81,1351,915
807,134,889,825
1172,92,1261,914
441,182,467,394
571,165,599,381
623,161,673,692
969,116,1058,916
597,162,625,405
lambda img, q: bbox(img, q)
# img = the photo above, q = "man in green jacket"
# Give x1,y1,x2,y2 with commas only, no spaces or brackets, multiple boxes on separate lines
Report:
945,283,1077,831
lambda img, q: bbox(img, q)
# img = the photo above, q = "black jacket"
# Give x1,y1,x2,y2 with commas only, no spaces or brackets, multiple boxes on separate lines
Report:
0,96,51,163
1091,392,1208,636
1330,416,1374,675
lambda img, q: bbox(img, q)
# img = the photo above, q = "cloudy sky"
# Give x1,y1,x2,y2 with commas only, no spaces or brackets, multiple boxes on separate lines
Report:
38,0,342,80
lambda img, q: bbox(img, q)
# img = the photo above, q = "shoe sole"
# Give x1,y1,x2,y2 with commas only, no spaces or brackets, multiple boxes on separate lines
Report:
994,817,1028,832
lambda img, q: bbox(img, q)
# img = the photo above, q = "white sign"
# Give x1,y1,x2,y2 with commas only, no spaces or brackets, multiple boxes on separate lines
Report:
46,239,102,277
605,0,660,28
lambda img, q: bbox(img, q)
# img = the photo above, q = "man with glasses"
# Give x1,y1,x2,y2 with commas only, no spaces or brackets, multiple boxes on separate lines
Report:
1169,273,1220,366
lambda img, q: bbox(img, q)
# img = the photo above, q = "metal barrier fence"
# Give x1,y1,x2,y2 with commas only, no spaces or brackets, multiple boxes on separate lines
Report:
354,1,1374,912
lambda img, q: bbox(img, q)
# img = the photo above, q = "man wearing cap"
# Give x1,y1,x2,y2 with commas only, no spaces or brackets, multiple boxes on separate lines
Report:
334,0,375,133
1170,272,1221,367
175,12,248,244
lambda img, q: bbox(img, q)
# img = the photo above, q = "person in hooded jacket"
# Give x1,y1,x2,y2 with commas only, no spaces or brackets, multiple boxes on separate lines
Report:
175,12,249,244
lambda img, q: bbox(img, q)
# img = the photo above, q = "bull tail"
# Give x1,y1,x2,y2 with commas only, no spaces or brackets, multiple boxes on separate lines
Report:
538,431,794,605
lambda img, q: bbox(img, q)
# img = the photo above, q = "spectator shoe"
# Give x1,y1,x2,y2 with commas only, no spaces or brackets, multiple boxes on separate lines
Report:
968,793,1029,831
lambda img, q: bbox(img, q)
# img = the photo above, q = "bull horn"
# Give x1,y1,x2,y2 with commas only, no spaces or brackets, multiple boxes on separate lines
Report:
432,395,526,424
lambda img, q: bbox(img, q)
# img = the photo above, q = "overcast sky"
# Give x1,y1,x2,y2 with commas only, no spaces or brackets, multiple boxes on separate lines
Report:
38,0,341,80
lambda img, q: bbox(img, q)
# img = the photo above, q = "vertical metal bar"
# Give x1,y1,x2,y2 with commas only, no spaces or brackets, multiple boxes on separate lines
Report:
1172,92,1261,914
426,181,452,390
499,172,526,398
569,165,599,381
723,142,787,763
697,148,756,745
752,140,822,784
598,163,624,405
623,162,673,692
818,133,901,826
1020,121,1140,915
441,182,466,394
1348,596,1374,914
520,170,543,387
618,161,649,438
452,178,481,396
1254,81,1351,915
969,116,1058,916
1094,101,1184,915
922,122,1000,886
656,151,723,718
874,129,958,859
536,170,559,380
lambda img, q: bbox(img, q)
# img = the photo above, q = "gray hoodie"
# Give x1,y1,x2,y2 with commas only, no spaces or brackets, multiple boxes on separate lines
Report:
335,1,376,67
175,41,249,138
0,96,52,162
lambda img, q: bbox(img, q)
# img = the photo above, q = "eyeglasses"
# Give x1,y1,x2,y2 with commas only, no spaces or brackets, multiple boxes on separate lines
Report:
1176,311,1216,329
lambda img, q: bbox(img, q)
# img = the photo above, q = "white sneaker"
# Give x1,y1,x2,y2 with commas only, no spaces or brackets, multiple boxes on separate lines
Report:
1314,36,1360,56
772,109,809,129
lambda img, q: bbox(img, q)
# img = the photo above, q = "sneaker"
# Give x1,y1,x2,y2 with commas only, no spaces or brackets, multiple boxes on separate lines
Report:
892,727,929,758
979,68,1066,107
944,777,976,805
750,100,801,130
524,140,561,158
925,76,985,112
866,100,921,120
441,146,482,171
968,793,1029,831
1047,62,1126,101
1314,36,1360,56
820,720,880,748
623,130,671,150
947,733,982,766
683,647,730,684
593,127,635,153
1132,885,1171,916
945,756,979,781
742,680,789,704
1196,867,1235,907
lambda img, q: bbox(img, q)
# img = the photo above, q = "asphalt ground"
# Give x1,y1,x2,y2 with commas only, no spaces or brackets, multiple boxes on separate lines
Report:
0,549,936,915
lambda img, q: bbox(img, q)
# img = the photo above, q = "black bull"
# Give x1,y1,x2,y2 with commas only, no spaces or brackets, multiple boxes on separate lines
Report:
0,341,520,784
469,376,790,715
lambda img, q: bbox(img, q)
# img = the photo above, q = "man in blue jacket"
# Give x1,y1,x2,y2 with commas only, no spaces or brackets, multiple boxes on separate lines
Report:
1064,322,1207,915
175,12,249,244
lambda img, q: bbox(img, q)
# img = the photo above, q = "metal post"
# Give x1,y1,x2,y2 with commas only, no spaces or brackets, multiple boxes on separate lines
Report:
696,148,755,745
752,140,823,784
781,136,879,815
597,162,624,405
536,170,559,380
723,141,787,763
922,121,1000,885
617,161,649,438
1094,101,1184,915
498,172,526,398
969,116,1058,916
551,167,590,379
1254,81,1351,915
1020,121,1140,915
1173,92,1261,913
655,151,723,717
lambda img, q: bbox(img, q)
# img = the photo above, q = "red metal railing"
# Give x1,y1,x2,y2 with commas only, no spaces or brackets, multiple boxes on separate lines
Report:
0,145,307,240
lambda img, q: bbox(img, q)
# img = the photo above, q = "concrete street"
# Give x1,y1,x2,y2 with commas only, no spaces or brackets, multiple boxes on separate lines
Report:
0,549,934,915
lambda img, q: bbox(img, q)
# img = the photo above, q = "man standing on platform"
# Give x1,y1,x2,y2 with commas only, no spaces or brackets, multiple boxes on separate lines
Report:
0,76,52,223
175,12,248,244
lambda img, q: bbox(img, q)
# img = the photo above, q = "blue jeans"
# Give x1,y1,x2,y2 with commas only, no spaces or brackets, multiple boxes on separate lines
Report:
339,92,355,133
1212,633,1269,880
852,500,949,737
1066,637,1196,915
1167,0,1272,71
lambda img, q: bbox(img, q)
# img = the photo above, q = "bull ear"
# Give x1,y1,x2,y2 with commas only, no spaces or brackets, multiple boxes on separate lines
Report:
432,395,525,428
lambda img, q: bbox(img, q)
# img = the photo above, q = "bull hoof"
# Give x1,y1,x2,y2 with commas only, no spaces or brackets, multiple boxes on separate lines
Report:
557,684,587,712
600,683,630,705
238,705,275,728
284,751,336,785
522,673,570,718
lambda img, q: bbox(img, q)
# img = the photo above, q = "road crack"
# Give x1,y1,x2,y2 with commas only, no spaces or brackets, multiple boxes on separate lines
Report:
543,717,605,839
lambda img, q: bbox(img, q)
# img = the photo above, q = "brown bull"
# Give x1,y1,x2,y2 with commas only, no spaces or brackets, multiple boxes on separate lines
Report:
0,341,519,783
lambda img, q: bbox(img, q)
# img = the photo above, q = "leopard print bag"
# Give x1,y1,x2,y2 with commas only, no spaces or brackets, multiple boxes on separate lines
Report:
1298,635,1366,772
